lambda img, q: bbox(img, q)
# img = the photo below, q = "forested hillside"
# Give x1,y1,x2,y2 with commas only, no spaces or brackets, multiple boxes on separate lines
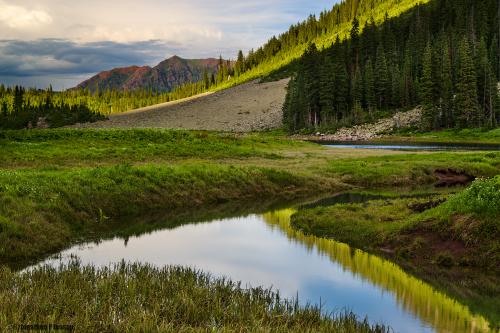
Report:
283,0,500,131
232,0,432,87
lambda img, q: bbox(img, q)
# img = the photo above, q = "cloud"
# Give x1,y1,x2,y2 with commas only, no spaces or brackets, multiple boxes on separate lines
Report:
0,39,185,77
0,1,52,29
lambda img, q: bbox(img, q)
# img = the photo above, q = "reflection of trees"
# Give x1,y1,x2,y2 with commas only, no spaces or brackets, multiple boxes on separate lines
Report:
262,209,492,333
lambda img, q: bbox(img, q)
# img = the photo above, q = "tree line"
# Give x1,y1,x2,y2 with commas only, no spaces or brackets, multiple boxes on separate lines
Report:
283,0,500,131
0,86,105,129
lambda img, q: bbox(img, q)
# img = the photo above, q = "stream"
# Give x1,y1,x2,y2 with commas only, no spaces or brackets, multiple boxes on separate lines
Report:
321,141,500,151
33,194,495,333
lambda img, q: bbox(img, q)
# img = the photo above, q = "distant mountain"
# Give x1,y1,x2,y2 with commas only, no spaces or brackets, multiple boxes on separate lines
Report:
75,56,221,92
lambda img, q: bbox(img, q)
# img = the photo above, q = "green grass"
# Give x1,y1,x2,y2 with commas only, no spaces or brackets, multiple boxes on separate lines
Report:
1,128,499,331
327,152,500,186
0,263,388,333
292,176,500,270
0,129,309,169
408,176,500,267
387,128,500,144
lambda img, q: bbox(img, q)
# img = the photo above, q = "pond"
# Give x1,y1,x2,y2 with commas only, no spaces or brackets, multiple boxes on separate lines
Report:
321,141,500,151
35,198,493,333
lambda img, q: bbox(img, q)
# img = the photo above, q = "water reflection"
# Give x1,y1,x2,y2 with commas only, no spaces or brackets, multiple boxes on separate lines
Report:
263,209,492,333
37,208,493,333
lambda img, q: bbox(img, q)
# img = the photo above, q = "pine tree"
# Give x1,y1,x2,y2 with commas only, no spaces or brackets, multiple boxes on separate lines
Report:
476,38,497,127
352,67,363,108
235,50,245,76
455,38,480,128
350,17,360,72
302,44,321,127
203,70,210,90
363,59,376,115
374,45,389,109
439,45,454,128
13,86,24,114
334,58,349,122
420,42,437,130
319,56,335,123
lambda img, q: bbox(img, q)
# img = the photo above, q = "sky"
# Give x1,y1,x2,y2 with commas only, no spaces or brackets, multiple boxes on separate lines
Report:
0,0,337,90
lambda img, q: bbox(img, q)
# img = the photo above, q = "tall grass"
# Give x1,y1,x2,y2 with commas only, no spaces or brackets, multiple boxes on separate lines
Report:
0,263,388,333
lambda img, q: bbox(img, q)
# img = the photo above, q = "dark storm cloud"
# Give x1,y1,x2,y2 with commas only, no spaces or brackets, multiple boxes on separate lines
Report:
0,39,185,77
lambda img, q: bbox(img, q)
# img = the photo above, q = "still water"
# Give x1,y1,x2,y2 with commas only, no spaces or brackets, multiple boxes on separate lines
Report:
38,207,492,333
322,141,500,151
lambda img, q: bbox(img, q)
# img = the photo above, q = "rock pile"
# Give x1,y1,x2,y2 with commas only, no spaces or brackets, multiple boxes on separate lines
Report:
306,108,422,141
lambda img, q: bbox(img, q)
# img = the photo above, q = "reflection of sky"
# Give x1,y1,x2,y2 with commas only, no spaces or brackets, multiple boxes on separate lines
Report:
40,215,434,333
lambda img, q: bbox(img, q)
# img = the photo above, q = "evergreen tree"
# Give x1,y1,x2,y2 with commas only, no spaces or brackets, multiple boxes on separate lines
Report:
334,57,349,122
302,44,321,127
363,59,376,115
439,45,454,128
319,56,335,123
350,17,361,72
374,45,389,109
203,70,210,90
352,67,363,109
13,86,24,113
455,38,480,128
235,50,245,76
420,42,437,130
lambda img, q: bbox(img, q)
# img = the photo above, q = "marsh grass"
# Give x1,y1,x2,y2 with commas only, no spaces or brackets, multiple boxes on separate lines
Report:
0,263,388,333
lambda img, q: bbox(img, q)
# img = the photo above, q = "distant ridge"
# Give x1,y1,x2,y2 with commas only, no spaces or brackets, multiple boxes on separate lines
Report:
75,56,221,92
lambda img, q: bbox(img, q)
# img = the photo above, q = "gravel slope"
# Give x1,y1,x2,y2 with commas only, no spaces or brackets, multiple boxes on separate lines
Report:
72,79,289,132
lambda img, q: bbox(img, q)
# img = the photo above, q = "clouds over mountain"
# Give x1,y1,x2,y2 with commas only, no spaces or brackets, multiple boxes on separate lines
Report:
0,39,184,77
0,0,336,88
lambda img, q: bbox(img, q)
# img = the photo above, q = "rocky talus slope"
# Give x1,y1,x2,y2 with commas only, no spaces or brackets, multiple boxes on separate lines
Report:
302,108,423,141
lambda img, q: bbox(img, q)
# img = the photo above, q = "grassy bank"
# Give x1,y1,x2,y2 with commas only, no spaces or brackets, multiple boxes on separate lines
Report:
0,263,387,333
386,128,500,144
292,176,500,271
0,163,335,266
327,152,500,187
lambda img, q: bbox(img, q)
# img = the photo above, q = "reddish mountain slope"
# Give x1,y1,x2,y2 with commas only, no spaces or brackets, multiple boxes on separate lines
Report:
75,56,221,92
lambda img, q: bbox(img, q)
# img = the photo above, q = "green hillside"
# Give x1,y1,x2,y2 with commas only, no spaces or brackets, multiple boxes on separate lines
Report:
284,0,500,131
219,0,433,90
